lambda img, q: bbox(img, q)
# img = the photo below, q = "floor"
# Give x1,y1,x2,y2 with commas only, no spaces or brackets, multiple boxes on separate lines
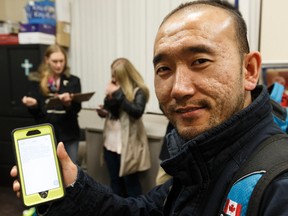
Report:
0,186,26,216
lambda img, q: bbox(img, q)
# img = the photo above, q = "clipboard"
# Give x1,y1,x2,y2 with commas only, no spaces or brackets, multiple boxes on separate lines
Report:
46,92,95,109
72,92,95,103
45,97,61,109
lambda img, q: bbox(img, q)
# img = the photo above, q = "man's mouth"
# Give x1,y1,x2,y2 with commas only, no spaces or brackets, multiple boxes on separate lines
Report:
176,106,202,113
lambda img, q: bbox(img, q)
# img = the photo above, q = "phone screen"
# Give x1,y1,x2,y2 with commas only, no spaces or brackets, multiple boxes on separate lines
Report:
18,134,60,195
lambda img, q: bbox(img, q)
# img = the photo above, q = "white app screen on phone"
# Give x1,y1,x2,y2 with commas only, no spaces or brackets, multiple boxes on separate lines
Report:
18,134,60,195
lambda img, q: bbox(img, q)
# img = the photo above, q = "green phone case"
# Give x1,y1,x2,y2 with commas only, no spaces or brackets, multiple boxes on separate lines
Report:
12,123,65,207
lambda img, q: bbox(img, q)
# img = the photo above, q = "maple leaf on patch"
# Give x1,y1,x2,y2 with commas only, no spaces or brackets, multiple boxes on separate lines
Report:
229,204,236,212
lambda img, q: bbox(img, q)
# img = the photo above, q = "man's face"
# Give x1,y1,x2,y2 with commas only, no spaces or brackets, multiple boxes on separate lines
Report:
46,51,66,76
154,6,250,140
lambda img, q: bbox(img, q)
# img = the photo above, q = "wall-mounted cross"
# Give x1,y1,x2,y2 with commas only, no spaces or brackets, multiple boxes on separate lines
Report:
21,59,33,76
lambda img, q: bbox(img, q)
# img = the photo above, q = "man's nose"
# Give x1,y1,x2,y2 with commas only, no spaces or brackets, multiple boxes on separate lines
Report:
171,67,195,99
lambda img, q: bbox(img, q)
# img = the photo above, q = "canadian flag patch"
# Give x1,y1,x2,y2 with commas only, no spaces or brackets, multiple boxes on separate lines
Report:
223,199,242,216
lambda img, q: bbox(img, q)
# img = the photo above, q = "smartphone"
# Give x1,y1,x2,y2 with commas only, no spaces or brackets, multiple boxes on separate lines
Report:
12,123,65,207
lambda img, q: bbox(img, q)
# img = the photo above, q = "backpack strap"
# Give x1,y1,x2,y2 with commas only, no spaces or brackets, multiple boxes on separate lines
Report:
224,171,264,216
221,134,288,216
246,160,288,215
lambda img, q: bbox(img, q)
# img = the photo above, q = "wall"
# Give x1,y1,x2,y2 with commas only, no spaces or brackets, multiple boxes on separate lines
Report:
239,0,261,52
0,1,6,21
260,0,288,64
0,0,27,22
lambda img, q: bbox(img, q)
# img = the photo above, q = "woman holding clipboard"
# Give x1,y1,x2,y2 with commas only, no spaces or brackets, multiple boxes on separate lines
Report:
22,44,82,164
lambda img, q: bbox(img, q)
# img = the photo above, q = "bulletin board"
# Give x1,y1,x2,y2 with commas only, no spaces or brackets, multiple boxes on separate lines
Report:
262,67,288,89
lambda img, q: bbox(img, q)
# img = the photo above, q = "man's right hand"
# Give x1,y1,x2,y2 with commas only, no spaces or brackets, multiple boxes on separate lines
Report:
56,142,78,187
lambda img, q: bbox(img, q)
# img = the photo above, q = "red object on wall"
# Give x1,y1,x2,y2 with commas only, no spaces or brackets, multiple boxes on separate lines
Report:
0,34,19,45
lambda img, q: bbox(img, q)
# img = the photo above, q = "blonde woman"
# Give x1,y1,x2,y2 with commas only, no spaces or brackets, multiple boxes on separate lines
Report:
96,58,150,197
22,44,82,163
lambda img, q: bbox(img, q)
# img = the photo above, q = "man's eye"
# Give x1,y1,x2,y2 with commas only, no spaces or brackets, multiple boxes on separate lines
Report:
193,59,209,65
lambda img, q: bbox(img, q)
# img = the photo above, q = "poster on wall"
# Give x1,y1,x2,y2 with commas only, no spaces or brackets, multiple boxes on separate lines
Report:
262,67,288,107
263,67,288,88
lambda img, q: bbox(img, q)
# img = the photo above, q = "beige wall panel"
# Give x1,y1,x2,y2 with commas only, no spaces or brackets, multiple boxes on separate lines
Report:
261,0,288,63
0,0,27,22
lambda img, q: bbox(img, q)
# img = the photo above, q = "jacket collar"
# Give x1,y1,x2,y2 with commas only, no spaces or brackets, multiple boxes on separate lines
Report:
162,85,274,185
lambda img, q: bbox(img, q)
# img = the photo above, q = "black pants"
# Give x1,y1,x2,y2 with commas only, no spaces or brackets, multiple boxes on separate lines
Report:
103,148,142,197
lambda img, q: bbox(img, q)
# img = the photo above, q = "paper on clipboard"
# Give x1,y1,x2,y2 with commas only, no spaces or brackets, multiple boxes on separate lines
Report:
46,92,95,109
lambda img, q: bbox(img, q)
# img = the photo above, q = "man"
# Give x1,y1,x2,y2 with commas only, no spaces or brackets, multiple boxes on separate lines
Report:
11,1,288,215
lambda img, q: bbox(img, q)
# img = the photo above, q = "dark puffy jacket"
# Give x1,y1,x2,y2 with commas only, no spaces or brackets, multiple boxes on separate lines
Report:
40,85,288,216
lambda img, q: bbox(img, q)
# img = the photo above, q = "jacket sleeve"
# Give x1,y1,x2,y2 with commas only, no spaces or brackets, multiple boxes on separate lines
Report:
122,89,147,119
25,80,47,122
65,75,82,115
38,168,169,216
259,172,288,215
113,88,147,119
104,88,147,119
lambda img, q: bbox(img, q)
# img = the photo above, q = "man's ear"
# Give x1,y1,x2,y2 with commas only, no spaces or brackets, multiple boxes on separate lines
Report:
243,51,262,91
